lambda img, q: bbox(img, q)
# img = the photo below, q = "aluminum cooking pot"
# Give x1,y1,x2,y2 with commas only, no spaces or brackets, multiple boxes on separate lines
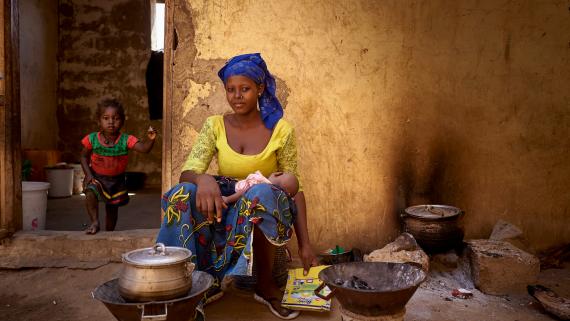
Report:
118,243,195,302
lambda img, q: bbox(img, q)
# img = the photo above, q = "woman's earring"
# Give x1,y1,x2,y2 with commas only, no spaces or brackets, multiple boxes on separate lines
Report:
258,93,262,97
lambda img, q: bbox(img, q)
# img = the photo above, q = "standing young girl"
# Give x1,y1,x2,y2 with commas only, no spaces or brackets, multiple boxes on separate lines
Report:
80,98,157,234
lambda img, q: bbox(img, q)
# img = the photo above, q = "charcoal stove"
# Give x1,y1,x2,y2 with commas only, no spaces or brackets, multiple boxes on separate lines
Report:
92,271,213,321
340,305,405,321
314,262,425,319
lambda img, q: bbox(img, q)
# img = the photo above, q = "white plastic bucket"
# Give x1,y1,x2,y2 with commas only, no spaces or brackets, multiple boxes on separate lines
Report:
45,167,74,198
71,164,85,195
22,181,50,231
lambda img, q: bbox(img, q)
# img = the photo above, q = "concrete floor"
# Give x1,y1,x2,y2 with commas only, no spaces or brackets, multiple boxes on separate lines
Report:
46,188,162,231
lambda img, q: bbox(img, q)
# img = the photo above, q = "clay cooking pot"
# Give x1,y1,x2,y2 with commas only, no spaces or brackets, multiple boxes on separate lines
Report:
401,204,465,253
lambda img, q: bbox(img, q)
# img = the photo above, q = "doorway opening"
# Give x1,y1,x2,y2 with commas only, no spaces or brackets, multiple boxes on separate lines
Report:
18,0,166,233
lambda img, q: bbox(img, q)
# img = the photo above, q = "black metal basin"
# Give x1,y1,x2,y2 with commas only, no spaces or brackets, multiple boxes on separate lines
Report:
315,262,426,316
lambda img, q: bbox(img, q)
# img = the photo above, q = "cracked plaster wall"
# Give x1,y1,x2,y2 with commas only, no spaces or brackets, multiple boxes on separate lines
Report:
57,0,162,186
169,0,570,252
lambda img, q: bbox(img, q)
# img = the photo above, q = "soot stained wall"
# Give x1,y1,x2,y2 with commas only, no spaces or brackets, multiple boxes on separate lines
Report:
168,0,569,252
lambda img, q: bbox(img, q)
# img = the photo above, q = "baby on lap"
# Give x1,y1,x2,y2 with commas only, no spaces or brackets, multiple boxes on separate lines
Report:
222,171,299,205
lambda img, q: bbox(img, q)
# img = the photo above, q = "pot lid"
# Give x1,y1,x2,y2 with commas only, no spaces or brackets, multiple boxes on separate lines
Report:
123,243,191,266
404,205,462,219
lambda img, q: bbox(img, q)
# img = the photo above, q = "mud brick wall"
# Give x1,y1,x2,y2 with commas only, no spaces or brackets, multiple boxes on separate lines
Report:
58,0,162,186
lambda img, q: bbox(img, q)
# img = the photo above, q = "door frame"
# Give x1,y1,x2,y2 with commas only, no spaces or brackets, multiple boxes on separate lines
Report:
1,0,173,238
0,0,21,239
161,0,174,192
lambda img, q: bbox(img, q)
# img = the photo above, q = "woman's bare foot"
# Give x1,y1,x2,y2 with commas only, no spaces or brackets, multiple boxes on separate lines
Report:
255,284,298,319
85,223,100,234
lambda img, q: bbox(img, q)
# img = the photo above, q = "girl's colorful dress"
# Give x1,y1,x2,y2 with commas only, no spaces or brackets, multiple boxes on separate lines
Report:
81,132,138,206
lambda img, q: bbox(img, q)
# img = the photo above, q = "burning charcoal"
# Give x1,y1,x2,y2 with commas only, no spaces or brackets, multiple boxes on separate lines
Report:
351,276,374,290
335,278,352,287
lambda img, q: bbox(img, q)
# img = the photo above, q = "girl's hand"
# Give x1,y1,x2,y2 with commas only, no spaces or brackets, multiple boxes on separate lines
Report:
147,126,157,140
298,244,318,276
132,127,157,153
195,174,225,223
82,174,93,190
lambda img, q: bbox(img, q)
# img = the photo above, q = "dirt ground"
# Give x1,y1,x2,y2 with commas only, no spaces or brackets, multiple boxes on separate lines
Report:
0,260,567,321
45,189,161,231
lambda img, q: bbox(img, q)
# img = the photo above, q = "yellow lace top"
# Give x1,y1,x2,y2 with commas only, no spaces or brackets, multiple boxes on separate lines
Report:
182,115,302,190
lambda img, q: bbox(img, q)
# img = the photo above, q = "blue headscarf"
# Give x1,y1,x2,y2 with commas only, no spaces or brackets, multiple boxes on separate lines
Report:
218,53,283,129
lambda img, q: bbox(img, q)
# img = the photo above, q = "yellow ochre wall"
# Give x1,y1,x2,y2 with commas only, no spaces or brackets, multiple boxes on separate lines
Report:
168,0,570,252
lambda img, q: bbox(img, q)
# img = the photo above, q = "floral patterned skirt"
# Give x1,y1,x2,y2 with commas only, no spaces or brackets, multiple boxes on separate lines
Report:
156,179,296,285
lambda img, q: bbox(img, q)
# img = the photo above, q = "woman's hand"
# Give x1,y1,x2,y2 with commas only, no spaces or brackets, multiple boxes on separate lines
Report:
298,244,318,276
195,174,226,223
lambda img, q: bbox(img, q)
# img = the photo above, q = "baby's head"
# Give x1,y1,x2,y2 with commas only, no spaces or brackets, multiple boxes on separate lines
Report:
268,172,299,197
96,98,125,133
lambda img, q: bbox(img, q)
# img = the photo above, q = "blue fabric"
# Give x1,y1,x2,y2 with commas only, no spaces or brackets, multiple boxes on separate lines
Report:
218,53,283,129
156,181,296,284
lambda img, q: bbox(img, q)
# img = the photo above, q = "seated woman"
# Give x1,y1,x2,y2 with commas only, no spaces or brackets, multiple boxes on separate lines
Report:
156,53,317,320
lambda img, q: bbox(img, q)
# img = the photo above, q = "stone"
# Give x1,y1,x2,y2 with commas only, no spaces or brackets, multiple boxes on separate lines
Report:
364,233,429,271
465,239,540,295
489,220,523,240
528,284,570,320
489,219,533,253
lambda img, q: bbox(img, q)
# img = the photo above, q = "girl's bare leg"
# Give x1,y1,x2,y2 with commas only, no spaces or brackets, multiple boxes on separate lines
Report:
85,190,100,234
105,204,119,231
